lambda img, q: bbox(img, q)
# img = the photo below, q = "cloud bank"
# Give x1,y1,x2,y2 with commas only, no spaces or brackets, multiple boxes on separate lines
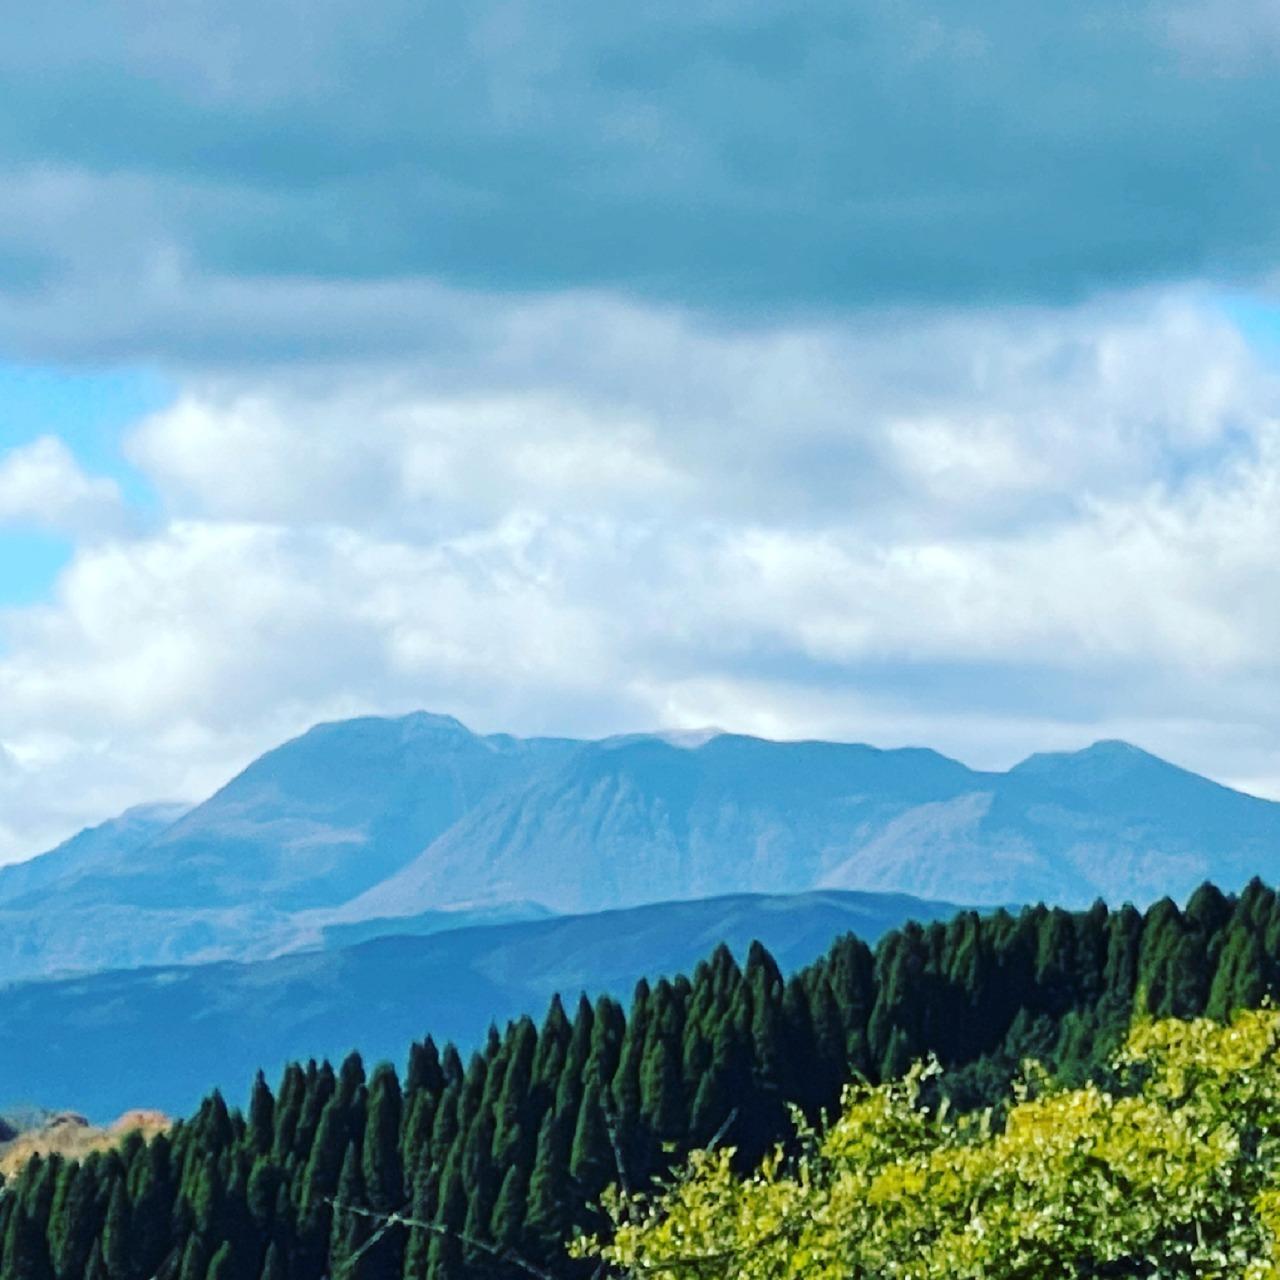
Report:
1,0,1280,363
3,0,1280,858
3,290,1280,858
0,437,129,539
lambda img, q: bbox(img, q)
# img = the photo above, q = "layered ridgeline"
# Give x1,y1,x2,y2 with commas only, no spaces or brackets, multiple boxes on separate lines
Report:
0,890,964,1119
5,711,1280,982
3,881,1280,1280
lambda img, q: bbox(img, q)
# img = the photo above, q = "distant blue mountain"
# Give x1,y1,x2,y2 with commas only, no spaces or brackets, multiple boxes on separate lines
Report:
2,712,1279,982
23,713,577,913
0,802,189,907
340,727,1280,919
0,888,965,1120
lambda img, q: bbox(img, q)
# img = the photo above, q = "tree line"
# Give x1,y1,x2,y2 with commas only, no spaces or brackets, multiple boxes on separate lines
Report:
3,878,1280,1280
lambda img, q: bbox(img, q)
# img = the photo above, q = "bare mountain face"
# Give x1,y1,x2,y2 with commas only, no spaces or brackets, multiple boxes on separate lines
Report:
2,713,1278,982
0,802,191,907
337,735,981,919
17,713,578,913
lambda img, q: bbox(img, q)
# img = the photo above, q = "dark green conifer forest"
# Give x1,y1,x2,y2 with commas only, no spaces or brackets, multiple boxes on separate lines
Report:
5,879,1280,1280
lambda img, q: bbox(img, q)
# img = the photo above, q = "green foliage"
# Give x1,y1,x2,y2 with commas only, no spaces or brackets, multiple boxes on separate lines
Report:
204,1242,233,1280
582,1008,1280,1279
8,882,1280,1280
99,1181,129,1280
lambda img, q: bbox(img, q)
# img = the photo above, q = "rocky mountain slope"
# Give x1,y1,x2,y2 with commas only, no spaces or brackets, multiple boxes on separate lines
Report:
2,712,1278,981
0,1108,169,1176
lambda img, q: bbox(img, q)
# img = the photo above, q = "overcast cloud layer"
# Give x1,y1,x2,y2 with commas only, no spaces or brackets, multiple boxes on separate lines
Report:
2,0,1280,858
1,0,1280,361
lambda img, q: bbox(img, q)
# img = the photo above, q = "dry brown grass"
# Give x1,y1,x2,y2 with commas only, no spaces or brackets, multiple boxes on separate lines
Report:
0,1109,170,1176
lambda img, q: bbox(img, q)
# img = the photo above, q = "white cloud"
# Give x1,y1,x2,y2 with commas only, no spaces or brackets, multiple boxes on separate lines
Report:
1163,0,1280,72
0,436,129,539
2,288,1280,861
125,288,1271,531
126,386,687,534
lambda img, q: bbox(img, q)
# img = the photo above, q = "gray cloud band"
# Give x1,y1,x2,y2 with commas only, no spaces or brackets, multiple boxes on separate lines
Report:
0,0,1277,364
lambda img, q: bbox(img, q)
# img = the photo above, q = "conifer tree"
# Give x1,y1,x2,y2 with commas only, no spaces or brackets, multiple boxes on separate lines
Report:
248,1073,275,1157
83,1241,107,1280
48,1163,98,1280
428,1084,460,1165
337,1053,368,1114
290,1062,335,1170
175,1235,206,1280
271,1064,305,1164
21,1158,57,1230
100,1181,130,1280
531,997,570,1105
490,1019,535,1171
185,1155,224,1243
246,1156,279,1237
569,1076,612,1194
440,1045,464,1088
193,1093,235,1158
128,1133,174,1280
204,1242,232,1280
428,1156,467,1280
638,1018,684,1146
329,1143,367,1279
399,1092,436,1181
489,1164,527,1249
299,1096,348,1223
401,1156,440,1280
3,1206,53,1280
405,1038,444,1099
524,1108,569,1249
1208,927,1267,1018
554,997,594,1115
258,1242,284,1280
363,1064,405,1214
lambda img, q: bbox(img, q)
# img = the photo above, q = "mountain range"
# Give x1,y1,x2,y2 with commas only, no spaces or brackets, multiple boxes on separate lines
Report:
0,888,962,1120
3,710,1280,983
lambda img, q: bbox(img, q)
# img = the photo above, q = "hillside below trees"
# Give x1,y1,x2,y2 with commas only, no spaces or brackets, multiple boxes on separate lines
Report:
0,889,963,1119
3,879,1280,1280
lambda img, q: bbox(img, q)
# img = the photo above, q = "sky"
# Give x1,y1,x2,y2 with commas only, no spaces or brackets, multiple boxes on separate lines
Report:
4,0,1280,859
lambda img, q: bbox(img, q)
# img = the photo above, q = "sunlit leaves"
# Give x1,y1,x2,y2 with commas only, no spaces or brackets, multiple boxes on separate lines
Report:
581,1008,1280,1279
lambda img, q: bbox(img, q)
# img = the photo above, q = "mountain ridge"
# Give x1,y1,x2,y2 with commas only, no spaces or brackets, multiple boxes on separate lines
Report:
2,711,1278,982
0,886,968,1119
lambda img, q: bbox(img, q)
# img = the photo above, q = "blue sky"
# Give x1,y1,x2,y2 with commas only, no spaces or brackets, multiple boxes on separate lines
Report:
0,365,170,603
4,0,1280,859
0,364,169,493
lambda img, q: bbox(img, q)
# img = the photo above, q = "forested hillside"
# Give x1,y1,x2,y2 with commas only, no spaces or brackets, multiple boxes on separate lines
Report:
0,889,963,1120
4,879,1280,1280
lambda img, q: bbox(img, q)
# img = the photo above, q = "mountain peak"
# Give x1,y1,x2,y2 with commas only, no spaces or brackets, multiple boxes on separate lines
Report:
1080,738,1152,759
1011,738,1165,777
399,710,472,735
308,710,473,738
596,726,725,752
1004,740,1257,815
